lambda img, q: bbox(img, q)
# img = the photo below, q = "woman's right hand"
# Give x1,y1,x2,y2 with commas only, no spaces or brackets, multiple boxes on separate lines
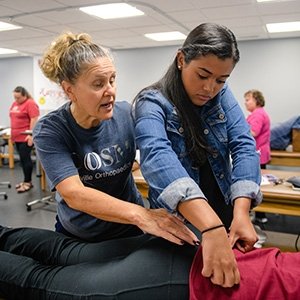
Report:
201,226,240,287
177,198,240,287
136,208,199,246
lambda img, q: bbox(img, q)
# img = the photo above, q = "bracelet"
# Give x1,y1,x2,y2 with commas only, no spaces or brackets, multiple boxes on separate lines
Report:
201,224,225,235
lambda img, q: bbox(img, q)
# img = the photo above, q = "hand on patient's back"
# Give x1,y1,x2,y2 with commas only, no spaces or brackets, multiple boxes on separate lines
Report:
137,208,199,246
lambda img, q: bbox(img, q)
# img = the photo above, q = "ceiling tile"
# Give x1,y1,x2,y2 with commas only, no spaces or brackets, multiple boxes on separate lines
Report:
0,0,299,57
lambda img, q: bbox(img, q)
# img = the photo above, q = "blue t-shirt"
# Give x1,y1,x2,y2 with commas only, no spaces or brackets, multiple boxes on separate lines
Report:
33,101,143,241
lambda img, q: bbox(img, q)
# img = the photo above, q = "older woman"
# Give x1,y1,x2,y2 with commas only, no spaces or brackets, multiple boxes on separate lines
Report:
32,31,196,245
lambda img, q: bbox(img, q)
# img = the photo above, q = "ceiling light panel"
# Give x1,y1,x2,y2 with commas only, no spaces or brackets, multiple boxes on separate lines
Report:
145,31,186,41
79,3,144,19
0,48,18,55
266,21,300,32
257,0,293,2
0,21,22,32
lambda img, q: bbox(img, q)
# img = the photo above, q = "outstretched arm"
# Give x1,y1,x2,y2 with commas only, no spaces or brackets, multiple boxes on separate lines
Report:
56,175,199,246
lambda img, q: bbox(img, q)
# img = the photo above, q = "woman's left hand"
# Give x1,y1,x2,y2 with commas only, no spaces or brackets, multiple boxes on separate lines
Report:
228,197,258,252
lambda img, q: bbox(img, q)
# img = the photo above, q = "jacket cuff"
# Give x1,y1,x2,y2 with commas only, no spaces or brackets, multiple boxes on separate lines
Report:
231,180,262,208
158,177,207,212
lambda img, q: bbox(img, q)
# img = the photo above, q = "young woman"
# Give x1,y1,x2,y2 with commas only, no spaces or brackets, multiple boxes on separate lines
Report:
133,22,262,287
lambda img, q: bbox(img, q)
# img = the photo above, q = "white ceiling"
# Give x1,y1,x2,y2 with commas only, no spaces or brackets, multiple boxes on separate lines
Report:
1,0,300,58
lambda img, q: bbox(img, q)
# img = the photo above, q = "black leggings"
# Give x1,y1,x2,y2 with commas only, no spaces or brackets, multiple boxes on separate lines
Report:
15,142,34,182
0,226,196,299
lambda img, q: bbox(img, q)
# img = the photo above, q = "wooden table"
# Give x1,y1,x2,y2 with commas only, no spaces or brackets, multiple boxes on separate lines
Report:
269,150,300,167
255,169,300,216
132,169,148,199
0,134,14,169
132,169,300,217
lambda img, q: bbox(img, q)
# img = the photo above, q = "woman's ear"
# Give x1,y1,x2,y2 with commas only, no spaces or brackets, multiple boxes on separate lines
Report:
61,81,75,101
176,51,184,69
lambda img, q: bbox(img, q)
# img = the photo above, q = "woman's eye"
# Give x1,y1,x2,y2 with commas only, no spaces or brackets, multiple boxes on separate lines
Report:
109,77,116,85
216,79,226,84
94,82,104,88
198,74,207,80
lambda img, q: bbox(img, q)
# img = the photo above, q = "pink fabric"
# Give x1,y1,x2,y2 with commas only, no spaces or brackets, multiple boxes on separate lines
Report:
9,98,40,142
189,247,300,300
246,107,271,164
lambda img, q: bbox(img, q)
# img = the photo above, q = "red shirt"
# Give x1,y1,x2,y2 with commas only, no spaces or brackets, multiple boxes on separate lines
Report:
190,247,300,300
9,98,40,142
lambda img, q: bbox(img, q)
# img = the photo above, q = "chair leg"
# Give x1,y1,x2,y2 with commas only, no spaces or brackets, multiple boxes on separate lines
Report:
0,181,11,188
0,192,8,200
0,181,10,200
26,195,53,211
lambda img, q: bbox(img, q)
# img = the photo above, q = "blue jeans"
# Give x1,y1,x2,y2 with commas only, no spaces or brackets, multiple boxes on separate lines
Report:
0,226,196,299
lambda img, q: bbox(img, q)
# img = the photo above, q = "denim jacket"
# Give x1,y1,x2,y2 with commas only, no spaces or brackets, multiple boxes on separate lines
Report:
134,84,262,213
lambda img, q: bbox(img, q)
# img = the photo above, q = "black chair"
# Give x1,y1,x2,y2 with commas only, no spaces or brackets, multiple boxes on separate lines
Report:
0,135,11,199
0,136,8,167
0,181,11,200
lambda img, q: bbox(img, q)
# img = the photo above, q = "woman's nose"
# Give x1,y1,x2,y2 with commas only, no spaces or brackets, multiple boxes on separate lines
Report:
203,80,215,93
104,83,115,96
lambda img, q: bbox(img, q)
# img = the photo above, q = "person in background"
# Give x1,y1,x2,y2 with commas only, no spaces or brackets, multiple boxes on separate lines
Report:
133,23,262,288
244,89,271,224
244,89,271,169
270,115,300,150
9,86,40,193
33,32,197,245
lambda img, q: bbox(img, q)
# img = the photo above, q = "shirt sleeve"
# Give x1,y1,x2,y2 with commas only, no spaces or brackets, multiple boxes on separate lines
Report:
33,119,78,191
27,99,40,119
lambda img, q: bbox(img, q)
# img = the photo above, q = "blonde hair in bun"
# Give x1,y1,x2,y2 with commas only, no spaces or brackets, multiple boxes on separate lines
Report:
40,32,112,84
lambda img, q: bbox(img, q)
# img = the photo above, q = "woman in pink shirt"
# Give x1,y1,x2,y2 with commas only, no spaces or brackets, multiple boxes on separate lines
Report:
244,89,271,223
244,89,271,168
9,86,40,193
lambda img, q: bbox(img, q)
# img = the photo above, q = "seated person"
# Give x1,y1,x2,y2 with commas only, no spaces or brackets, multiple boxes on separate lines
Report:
270,115,300,150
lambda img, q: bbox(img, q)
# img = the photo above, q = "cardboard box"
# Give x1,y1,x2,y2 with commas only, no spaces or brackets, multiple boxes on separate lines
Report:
292,128,300,152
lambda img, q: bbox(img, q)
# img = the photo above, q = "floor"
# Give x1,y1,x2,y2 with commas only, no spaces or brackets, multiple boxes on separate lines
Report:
0,162,55,230
0,161,299,252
